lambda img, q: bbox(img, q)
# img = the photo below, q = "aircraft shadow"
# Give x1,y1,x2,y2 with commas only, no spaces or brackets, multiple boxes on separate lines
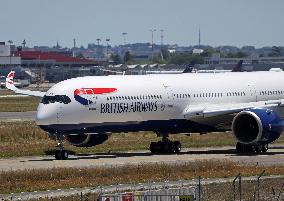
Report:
23,147,284,162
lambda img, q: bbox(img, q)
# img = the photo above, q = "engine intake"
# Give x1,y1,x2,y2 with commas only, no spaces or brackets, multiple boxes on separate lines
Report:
232,108,283,144
66,133,109,147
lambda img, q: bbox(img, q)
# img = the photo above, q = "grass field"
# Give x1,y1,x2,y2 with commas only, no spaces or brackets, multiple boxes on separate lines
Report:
0,121,284,158
0,89,15,95
0,160,284,195
0,96,39,112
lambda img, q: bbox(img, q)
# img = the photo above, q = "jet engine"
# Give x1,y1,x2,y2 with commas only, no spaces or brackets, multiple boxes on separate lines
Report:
66,133,109,147
232,108,283,144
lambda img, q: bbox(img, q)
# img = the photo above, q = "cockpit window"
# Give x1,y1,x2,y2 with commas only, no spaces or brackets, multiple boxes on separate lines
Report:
41,95,71,104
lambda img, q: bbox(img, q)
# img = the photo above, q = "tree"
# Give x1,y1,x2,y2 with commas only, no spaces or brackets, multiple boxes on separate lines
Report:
201,48,214,57
161,46,170,60
235,51,247,58
110,54,122,65
123,51,132,64
226,51,246,58
269,46,281,57
167,53,204,65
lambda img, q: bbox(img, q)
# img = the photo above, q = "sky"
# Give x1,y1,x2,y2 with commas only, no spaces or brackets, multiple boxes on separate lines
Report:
1,0,284,48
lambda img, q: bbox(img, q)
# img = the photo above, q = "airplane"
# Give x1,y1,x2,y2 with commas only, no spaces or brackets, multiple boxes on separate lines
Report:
183,60,243,73
5,70,284,160
0,75,29,88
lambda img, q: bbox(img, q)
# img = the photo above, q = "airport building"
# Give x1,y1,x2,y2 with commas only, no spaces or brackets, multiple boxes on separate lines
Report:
204,53,284,71
14,51,98,68
0,42,99,68
205,53,284,65
0,42,102,82
0,43,21,67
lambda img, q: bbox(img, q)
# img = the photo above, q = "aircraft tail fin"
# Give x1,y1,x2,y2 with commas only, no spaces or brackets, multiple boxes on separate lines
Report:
6,71,45,97
231,60,243,72
183,61,195,73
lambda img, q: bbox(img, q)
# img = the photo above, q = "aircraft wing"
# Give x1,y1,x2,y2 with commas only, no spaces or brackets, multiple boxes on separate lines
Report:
183,99,284,119
6,71,45,97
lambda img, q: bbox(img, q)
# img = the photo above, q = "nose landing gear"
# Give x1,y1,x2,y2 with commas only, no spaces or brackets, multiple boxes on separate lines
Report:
150,134,181,154
54,135,69,160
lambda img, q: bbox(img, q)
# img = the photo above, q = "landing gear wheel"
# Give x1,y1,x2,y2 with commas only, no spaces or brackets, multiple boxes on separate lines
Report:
173,141,181,153
163,141,175,153
253,145,262,153
236,142,253,153
150,142,158,154
54,135,68,160
150,135,182,154
261,144,268,153
55,150,69,160
236,143,269,154
55,150,61,160
236,142,243,153
61,150,69,160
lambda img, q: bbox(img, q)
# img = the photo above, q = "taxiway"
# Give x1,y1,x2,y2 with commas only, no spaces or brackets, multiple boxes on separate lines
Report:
0,145,283,171
0,111,36,122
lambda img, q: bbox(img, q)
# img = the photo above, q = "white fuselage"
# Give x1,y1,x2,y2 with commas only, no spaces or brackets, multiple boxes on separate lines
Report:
36,72,284,134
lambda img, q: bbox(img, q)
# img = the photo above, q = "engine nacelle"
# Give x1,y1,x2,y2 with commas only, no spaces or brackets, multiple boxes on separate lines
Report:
232,108,283,144
66,134,109,147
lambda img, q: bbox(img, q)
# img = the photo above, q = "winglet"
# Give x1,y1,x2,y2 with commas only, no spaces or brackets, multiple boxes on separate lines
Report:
5,71,45,97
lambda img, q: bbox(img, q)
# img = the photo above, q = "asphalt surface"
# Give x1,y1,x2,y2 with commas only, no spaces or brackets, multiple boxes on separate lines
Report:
0,145,284,172
0,111,36,122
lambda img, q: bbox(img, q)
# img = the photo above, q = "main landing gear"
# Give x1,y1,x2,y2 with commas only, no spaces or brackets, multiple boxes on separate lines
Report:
54,135,69,160
236,142,268,154
150,134,181,154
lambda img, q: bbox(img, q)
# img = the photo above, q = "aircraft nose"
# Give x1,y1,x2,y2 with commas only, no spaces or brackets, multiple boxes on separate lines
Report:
36,103,58,125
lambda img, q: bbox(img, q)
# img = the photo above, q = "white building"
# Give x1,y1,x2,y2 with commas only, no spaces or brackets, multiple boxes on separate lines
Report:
0,43,21,66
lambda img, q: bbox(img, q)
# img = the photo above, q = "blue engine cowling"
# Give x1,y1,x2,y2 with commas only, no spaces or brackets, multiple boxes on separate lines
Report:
66,133,109,147
232,108,283,144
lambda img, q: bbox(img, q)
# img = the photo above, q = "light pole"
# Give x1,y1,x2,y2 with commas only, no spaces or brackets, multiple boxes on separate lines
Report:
122,33,127,64
160,29,164,61
8,40,13,67
96,38,101,58
106,38,110,58
96,38,101,46
22,39,26,48
149,29,156,63
122,32,127,46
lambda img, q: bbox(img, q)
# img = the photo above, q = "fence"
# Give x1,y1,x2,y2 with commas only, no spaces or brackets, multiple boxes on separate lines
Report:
1,173,283,200
98,187,196,201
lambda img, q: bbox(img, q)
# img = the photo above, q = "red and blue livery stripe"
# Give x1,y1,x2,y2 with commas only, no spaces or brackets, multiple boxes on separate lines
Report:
74,88,117,105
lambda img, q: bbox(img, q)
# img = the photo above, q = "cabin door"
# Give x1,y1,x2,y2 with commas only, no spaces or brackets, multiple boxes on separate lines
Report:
248,83,257,102
163,84,175,109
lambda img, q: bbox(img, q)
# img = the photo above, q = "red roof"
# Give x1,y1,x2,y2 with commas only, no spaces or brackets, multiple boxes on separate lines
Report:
14,51,94,63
